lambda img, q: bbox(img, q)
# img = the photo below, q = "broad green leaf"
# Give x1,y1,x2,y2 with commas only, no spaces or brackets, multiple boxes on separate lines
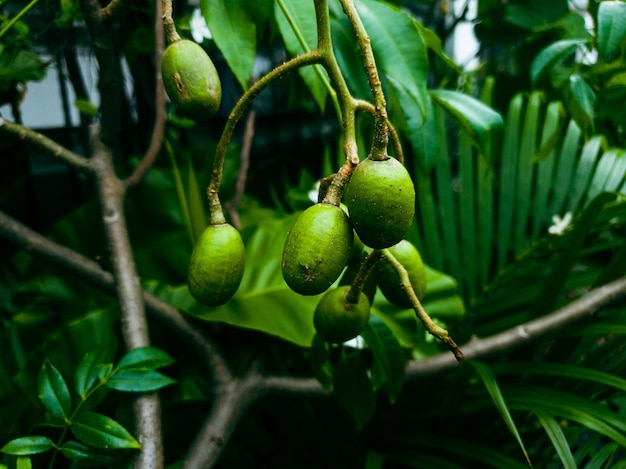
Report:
469,362,531,466
414,22,461,74
203,0,256,90
530,39,585,86
534,411,577,469
361,317,405,403
60,440,125,466
0,436,55,455
310,334,333,391
275,0,328,111
430,89,503,162
0,48,46,90
568,74,596,133
75,352,105,399
116,346,174,370
38,360,72,423
106,369,176,392
330,15,371,100
71,412,141,449
357,0,429,124
333,352,375,429
597,1,626,59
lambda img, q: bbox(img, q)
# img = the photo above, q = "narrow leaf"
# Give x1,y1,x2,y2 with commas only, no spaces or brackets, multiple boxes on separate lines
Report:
106,369,176,392
568,74,596,133
534,411,577,469
203,0,256,90
530,39,584,86
333,352,375,429
71,412,141,449
597,1,626,59
38,360,72,422
116,346,174,370
75,352,105,399
0,436,55,456
469,362,532,466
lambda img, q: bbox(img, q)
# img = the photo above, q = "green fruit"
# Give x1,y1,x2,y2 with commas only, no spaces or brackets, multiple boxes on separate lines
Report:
338,256,377,305
161,39,222,121
345,156,415,249
376,240,426,308
313,285,371,343
282,203,353,296
188,223,245,306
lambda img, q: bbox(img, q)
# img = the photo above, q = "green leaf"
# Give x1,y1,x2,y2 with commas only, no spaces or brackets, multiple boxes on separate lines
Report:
330,15,371,100
73,99,98,116
597,1,626,59
361,317,405,403
530,39,584,86
333,352,375,429
430,89,503,162
71,412,141,450
275,0,328,110
534,411,577,469
0,436,55,456
60,440,125,466
75,352,106,399
310,334,333,391
357,0,429,124
116,346,174,370
408,95,439,175
469,361,532,466
106,369,176,392
203,0,256,90
0,48,46,90
38,360,72,423
16,457,31,469
568,74,596,133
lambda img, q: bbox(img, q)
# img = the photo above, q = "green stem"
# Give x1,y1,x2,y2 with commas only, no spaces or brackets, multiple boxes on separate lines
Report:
207,51,323,225
164,138,195,247
382,249,465,362
0,0,41,39
277,0,341,123
338,0,389,160
345,249,383,304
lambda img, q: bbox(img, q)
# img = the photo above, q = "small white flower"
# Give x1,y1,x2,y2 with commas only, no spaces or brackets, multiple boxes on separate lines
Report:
308,180,321,204
343,335,364,349
190,8,212,43
548,212,573,236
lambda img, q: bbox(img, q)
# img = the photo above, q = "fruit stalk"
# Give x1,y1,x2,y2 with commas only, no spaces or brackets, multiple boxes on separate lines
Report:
161,0,181,44
382,248,465,362
345,249,383,304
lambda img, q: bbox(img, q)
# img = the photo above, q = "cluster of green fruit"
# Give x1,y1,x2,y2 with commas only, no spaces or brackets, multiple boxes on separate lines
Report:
282,156,427,344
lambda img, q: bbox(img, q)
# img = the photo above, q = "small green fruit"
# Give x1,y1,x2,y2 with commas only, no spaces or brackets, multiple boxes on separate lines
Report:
313,285,371,343
376,240,426,308
161,39,222,121
345,156,415,249
188,223,245,306
282,203,353,296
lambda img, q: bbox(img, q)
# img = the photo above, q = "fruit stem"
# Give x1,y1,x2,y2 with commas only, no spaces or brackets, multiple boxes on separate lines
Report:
207,51,323,225
161,0,181,44
338,0,389,161
345,249,383,304
382,249,465,362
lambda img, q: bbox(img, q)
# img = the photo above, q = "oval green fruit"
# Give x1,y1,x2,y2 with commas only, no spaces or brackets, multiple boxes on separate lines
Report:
188,223,245,306
282,203,353,296
376,240,426,308
345,156,415,249
161,39,222,121
313,285,371,343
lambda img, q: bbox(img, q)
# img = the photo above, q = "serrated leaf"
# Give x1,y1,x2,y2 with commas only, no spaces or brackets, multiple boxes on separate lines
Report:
357,0,429,124
597,1,626,59
333,352,375,429
106,369,175,392
38,360,72,423
75,352,106,399
0,436,55,456
530,39,584,86
361,318,405,403
469,361,532,466
116,346,174,370
202,0,256,90
71,412,141,450
430,89,503,162
60,440,125,465
310,334,333,391
275,0,328,110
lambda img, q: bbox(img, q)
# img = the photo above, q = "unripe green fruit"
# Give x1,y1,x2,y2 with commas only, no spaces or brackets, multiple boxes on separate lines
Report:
313,285,371,343
282,203,353,296
338,257,377,305
345,157,415,249
188,223,245,306
376,240,426,308
161,39,222,121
